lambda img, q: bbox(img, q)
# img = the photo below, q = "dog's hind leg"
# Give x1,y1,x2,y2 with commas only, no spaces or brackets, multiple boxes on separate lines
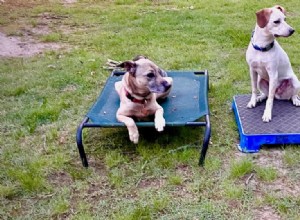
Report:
292,95,300,106
291,76,300,106
247,68,259,108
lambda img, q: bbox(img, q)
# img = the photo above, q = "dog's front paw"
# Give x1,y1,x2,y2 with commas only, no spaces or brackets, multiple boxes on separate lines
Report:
129,131,139,144
292,95,300,106
262,110,272,122
247,94,258,108
155,117,165,132
247,100,257,108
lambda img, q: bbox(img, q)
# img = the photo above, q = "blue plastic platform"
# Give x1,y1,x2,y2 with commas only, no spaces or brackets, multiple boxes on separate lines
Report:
232,94,300,152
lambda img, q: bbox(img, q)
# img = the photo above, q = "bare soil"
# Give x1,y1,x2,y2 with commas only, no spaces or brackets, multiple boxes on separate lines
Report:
0,0,74,57
0,32,62,57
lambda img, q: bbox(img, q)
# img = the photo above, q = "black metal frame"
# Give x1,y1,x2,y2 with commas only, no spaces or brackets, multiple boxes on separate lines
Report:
76,71,211,167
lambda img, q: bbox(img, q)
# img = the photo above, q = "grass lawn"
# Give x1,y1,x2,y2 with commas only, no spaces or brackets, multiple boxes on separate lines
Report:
1,0,300,219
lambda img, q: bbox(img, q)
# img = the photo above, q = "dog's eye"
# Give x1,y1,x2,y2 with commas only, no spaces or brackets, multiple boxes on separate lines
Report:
147,72,155,78
274,20,281,24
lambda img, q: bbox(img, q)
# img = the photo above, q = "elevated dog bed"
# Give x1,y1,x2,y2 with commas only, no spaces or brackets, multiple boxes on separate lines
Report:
232,94,300,152
76,70,211,167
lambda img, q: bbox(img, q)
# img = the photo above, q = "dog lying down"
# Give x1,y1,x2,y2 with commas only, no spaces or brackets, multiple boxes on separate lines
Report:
115,56,173,143
246,5,300,122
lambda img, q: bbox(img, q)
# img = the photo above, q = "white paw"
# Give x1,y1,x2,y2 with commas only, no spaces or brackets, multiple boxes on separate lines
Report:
257,94,267,103
262,111,272,122
292,95,300,106
129,131,139,144
155,117,165,132
247,94,258,108
247,100,256,108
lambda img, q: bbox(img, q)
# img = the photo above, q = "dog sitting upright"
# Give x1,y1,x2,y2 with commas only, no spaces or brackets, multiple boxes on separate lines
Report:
115,56,172,143
246,5,300,122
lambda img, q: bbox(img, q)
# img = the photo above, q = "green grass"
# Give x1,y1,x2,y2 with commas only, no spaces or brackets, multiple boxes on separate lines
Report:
41,33,62,42
229,158,254,179
255,166,278,182
1,0,300,219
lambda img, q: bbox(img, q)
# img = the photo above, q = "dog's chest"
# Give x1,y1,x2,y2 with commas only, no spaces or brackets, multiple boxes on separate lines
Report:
249,59,268,74
128,102,156,117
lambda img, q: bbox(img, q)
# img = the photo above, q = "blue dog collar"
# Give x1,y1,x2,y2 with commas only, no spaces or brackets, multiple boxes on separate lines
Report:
251,31,274,52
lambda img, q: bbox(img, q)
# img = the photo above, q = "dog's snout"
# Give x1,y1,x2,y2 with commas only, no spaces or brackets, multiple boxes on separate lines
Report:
289,29,295,36
162,80,171,90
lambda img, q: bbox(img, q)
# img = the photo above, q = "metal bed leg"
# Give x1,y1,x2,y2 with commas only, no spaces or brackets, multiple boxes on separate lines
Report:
76,117,89,167
199,115,211,166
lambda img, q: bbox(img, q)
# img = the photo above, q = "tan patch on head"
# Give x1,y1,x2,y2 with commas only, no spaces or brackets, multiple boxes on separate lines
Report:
274,5,286,15
256,8,272,28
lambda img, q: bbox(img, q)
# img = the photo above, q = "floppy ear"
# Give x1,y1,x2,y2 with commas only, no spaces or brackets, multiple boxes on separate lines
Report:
274,5,286,15
117,61,137,76
256,8,272,28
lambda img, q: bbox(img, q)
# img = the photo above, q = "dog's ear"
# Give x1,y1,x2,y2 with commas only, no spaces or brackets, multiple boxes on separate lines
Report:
256,8,272,28
117,61,137,76
132,55,148,61
274,5,286,15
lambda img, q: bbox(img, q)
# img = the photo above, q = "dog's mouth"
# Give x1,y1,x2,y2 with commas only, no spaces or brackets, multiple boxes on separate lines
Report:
148,83,171,94
274,34,289,38
149,87,165,94
274,29,295,38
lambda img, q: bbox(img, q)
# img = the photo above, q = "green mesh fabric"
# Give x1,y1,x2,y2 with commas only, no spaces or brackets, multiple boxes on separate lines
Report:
86,71,209,127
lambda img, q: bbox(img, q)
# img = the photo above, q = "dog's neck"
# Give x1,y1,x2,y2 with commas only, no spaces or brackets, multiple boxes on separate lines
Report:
251,25,275,52
123,73,152,101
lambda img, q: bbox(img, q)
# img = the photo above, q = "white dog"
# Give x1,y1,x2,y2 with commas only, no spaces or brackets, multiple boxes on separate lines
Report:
246,5,300,122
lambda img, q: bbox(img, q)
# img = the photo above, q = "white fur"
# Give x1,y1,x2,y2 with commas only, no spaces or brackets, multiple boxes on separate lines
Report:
246,5,300,122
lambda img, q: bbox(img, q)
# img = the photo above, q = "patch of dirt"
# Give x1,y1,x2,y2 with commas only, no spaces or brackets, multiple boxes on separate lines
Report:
254,148,286,174
0,32,62,57
175,164,194,181
234,147,300,219
0,9,71,57
85,180,112,201
63,0,77,4
264,177,300,196
0,0,39,8
137,177,166,189
253,206,281,220
236,148,300,195
87,158,109,177
62,84,78,92
48,171,73,187
171,185,198,202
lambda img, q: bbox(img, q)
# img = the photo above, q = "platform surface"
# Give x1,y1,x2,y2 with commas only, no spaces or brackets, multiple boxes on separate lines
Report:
232,94,300,152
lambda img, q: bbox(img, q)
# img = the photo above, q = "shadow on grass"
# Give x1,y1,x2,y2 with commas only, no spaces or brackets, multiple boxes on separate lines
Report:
82,126,204,166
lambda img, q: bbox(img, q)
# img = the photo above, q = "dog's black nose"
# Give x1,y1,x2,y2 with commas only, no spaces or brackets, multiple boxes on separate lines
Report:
163,81,171,90
289,29,295,35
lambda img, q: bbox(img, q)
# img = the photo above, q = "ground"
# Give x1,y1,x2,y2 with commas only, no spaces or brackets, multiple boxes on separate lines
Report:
1,1,300,219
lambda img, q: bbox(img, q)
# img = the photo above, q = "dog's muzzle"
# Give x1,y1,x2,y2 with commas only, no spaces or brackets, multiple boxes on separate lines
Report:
149,80,171,93
274,28,295,37
162,80,171,90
